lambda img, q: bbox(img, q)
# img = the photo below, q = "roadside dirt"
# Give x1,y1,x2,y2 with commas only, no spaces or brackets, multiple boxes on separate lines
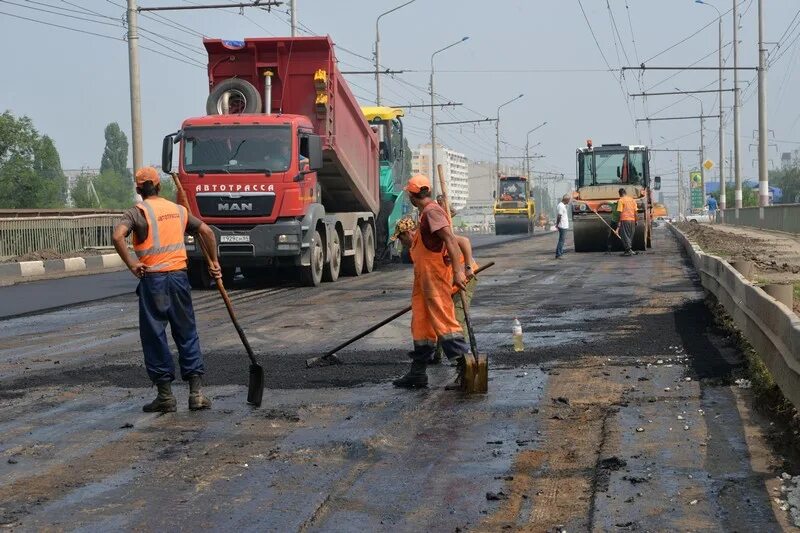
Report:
676,222,800,315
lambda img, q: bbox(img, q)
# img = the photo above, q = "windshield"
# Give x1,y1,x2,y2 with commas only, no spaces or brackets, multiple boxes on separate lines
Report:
498,180,526,201
183,125,292,174
580,150,645,186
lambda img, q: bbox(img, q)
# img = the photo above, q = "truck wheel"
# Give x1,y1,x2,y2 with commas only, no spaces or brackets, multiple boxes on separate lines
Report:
300,229,324,287
342,226,364,276
322,229,341,282
188,261,213,290
221,267,236,286
206,79,262,115
362,223,375,273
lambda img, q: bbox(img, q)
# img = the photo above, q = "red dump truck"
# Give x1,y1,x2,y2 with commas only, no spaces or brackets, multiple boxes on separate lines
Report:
161,37,383,288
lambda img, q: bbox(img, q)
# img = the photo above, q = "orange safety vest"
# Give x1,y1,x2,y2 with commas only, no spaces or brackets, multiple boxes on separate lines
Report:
133,197,189,272
617,196,638,222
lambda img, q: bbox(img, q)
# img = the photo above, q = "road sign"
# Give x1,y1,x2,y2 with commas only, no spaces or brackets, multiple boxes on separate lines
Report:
703,159,714,171
690,170,704,209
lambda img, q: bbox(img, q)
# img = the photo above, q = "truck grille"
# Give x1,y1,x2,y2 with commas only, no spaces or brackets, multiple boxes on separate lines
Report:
196,193,275,218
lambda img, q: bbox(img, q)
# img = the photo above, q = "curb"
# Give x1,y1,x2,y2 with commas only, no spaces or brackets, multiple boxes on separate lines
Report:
0,254,125,284
668,223,800,409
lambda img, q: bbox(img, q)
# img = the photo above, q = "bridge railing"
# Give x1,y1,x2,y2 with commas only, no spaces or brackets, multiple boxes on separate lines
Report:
0,212,123,258
720,204,800,234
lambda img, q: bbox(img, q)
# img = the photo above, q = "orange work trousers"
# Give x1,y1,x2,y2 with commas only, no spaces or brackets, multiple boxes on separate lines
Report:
409,229,469,362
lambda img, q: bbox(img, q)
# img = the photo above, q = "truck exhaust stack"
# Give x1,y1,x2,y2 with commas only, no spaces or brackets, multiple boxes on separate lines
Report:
263,70,273,115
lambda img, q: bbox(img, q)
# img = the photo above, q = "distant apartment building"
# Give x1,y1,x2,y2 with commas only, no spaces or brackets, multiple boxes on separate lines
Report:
411,144,469,211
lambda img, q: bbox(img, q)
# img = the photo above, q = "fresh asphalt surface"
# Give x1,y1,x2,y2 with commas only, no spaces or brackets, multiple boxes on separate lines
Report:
0,228,791,530
0,232,534,320
0,270,137,320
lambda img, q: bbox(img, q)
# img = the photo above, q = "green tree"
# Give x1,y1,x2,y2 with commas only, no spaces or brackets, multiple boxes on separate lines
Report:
33,135,67,207
0,111,67,208
769,164,800,204
100,122,131,179
96,122,134,207
158,173,176,202
70,171,100,208
94,169,133,208
715,186,758,207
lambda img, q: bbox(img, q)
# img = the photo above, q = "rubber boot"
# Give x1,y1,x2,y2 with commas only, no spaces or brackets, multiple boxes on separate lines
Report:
187,374,212,411
444,356,466,391
393,360,428,389
143,382,177,413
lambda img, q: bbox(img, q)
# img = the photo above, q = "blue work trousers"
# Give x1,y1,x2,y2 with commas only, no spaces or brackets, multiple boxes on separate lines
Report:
137,270,204,383
555,228,567,258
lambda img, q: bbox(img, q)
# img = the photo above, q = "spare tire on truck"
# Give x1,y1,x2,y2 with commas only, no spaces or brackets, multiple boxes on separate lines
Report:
206,79,262,115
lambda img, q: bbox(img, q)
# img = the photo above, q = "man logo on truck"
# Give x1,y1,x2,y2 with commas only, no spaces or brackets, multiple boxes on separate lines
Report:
218,202,253,212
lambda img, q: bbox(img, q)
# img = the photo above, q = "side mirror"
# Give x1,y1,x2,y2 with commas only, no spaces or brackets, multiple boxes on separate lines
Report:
653,176,661,190
616,167,621,178
308,135,323,171
161,133,175,174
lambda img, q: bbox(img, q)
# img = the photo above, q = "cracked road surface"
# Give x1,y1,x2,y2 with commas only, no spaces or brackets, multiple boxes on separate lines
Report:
0,229,791,531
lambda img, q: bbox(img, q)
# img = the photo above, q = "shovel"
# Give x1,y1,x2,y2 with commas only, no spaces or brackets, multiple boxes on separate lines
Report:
171,173,264,407
305,261,495,368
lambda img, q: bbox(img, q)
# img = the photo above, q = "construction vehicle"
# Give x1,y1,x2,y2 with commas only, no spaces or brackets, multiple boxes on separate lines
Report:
161,37,404,288
573,141,660,252
493,176,535,234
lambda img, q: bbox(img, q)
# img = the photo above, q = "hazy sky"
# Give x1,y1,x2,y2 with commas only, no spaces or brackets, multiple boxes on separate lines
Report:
2,0,799,202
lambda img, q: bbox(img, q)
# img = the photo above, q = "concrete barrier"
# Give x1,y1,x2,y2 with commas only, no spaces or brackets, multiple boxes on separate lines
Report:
670,223,800,408
0,253,126,283
719,204,800,234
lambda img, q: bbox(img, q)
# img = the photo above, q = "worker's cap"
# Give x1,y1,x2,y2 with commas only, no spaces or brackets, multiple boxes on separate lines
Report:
135,166,161,187
390,216,417,241
404,174,431,194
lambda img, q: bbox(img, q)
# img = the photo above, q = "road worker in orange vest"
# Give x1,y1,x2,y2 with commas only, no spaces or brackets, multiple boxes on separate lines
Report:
393,174,469,389
616,187,638,256
112,167,221,413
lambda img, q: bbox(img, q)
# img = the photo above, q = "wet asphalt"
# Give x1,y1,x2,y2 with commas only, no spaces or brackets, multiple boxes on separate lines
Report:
0,228,791,531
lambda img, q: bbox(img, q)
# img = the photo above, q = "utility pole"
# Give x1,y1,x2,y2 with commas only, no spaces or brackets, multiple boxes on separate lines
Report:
718,12,726,212
757,0,769,207
126,0,143,177
678,151,684,219
290,0,296,36
495,94,524,179
733,0,743,209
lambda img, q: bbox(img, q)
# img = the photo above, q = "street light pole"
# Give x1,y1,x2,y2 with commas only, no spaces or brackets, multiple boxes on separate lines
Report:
696,0,726,211
525,121,547,201
430,36,469,196
290,0,297,36
495,94,524,180
733,0,743,209
757,0,769,207
374,0,415,105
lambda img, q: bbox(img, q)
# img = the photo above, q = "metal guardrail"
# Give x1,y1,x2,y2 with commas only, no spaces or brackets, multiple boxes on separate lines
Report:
720,204,800,234
0,213,122,258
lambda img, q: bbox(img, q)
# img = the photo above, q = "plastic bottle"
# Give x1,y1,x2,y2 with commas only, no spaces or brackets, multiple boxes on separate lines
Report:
512,318,524,352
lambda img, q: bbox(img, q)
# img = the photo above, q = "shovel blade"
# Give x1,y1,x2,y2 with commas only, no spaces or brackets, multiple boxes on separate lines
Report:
247,363,265,407
461,353,477,393
474,353,488,393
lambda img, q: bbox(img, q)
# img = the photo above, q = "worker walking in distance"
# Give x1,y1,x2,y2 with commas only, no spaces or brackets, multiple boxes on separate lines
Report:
616,188,638,256
706,193,718,224
112,167,221,413
391,216,479,364
393,175,469,389
555,194,571,259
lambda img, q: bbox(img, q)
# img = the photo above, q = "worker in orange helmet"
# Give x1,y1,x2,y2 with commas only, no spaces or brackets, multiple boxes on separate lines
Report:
393,174,469,389
112,167,221,413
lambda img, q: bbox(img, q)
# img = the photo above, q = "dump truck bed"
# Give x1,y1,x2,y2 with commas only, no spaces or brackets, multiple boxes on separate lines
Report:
204,36,380,214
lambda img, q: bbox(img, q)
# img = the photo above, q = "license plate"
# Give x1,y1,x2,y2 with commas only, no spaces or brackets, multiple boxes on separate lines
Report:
220,235,250,243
